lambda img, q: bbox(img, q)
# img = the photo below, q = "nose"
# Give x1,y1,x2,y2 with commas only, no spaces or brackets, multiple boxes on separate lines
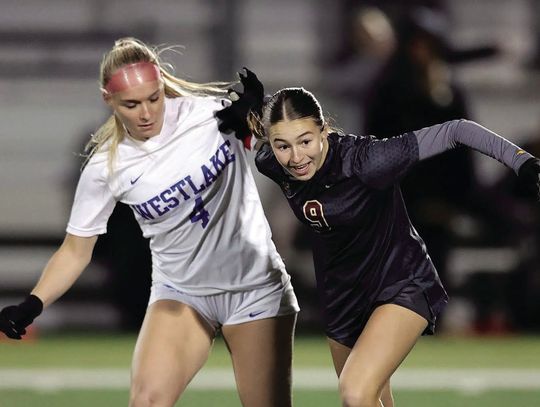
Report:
290,147,302,164
139,102,151,121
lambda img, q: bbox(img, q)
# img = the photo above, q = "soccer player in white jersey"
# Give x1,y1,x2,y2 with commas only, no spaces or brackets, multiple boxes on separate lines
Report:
0,38,299,407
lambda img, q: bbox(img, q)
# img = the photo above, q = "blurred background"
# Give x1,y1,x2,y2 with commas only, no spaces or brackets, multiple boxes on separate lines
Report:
1,0,540,339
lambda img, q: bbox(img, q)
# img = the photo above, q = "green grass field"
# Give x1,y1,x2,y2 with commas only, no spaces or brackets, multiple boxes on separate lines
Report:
1,333,539,406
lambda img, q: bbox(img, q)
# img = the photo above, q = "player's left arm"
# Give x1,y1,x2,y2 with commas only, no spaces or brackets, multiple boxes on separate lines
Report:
413,119,540,200
215,68,265,151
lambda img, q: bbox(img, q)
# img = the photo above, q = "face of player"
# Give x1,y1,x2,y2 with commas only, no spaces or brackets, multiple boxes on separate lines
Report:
268,118,329,181
106,79,165,141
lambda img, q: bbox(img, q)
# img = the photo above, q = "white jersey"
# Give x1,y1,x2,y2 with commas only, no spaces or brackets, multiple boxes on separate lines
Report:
67,96,288,295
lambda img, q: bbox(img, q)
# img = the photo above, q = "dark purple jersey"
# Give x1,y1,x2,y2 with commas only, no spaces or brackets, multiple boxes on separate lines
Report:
256,131,447,343
255,119,532,344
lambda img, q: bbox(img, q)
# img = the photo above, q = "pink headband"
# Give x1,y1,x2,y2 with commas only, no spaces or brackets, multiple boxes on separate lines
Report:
103,62,161,94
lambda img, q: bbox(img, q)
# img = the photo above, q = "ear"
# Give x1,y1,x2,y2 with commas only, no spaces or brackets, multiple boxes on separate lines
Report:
321,123,329,138
101,89,113,106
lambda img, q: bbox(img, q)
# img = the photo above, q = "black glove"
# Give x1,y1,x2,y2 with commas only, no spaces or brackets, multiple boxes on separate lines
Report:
215,67,265,140
0,295,43,339
517,157,540,201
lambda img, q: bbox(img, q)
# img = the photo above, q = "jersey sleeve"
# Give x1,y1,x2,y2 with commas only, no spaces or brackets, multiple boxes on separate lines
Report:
66,160,116,237
414,119,534,173
353,132,419,189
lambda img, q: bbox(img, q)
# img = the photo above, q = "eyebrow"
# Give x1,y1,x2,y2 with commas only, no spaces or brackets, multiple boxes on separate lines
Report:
120,89,160,103
272,131,313,143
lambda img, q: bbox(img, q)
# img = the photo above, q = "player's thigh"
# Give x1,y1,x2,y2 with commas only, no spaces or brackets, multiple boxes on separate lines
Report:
340,304,427,395
130,300,215,401
327,337,352,376
221,313,297,407
329,335,395,406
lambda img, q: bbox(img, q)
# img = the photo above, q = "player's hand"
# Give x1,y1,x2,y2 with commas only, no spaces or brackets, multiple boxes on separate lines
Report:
0,295,43,339
517,157,540,201
215,67,265,140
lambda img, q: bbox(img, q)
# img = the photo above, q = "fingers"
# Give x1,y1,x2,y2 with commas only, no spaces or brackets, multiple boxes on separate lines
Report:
238,67,263,95
0,315,23,340
2,330,23,340
242,67,257,78
242,67,256,81
238,67,256,80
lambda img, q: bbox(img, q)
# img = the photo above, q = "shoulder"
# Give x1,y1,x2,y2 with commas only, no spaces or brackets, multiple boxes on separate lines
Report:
165,96,224,129
169,95,223,113
329,132,373,158
83,148,108,170
329,132,372,146
79,151,109,185
325,132,377,177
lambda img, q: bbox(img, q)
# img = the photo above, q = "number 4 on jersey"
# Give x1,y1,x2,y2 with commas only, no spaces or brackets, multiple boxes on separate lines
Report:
190,196,210,228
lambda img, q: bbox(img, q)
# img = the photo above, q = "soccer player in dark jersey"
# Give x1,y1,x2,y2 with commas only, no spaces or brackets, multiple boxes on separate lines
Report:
216,69,540,407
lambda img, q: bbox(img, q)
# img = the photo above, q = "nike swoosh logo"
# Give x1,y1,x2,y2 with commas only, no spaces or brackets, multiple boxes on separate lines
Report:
248,310,265,318
130,174,143,185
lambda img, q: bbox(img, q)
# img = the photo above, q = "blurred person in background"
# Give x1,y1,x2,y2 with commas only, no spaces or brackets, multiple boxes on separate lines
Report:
478,122,540,332
0,38,299,407
363,7,499,293
217,72,540,407
526,0,540,70
324,5,396,132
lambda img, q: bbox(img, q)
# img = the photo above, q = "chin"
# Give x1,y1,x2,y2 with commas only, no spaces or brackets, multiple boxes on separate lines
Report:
289,171,314,181
140,130,159,138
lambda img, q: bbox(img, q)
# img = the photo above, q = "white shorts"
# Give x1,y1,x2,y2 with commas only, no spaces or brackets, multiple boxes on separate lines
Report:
148,277,300,331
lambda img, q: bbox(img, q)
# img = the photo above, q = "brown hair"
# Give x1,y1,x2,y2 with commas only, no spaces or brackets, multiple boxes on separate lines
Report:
249,87,338,142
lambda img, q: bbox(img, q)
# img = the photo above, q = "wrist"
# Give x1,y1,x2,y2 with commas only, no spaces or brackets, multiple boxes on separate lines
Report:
21,295,44,317
519,157,539,173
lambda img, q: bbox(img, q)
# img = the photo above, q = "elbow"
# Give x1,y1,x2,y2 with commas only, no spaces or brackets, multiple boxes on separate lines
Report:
60,234,97,268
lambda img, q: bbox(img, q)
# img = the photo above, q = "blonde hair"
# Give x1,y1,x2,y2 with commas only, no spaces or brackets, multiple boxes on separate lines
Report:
84,37,231,172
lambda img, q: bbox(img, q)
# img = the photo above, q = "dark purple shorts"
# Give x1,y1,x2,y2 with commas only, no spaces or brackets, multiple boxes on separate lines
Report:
328,281,447,349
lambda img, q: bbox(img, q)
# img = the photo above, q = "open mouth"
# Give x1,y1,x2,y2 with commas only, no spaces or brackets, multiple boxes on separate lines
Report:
289,162,310,176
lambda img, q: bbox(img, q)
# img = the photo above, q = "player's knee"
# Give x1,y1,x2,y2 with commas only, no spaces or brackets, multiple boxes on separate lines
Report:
129,380,176,407
338,377,380,407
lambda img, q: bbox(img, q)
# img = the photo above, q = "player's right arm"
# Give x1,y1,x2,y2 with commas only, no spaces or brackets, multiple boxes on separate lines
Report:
0,232,98,339
31,232,98,307
1,138,116,339
35,152,113,307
